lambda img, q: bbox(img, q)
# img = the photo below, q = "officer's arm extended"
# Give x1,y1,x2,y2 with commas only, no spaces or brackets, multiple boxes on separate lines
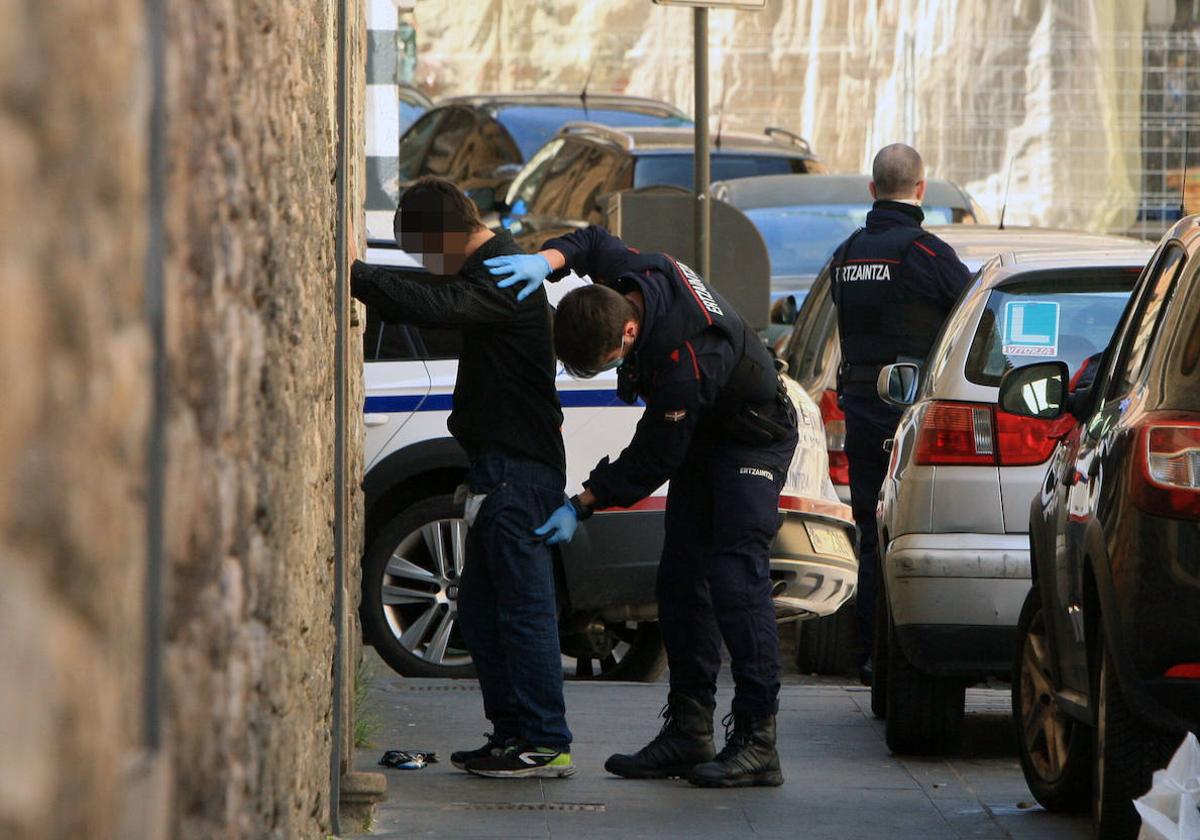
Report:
586,374,706,509
485,226,643,300
350,260,523,328
903,235,973,310
540,225,644,286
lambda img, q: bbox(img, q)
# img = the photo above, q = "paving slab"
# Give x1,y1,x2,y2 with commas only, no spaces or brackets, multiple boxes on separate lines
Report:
350,653,1091,839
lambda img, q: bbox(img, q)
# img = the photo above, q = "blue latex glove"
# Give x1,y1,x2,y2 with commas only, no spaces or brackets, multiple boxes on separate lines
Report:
484,253,551,302
534,501,579,545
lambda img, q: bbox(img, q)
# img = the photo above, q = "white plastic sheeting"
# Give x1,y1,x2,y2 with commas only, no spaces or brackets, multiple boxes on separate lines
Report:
410,0,1182,234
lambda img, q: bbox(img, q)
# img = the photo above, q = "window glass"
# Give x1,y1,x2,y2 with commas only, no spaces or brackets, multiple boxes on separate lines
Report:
561,146,626,222
1110,246,1186,395
504,139,565,215
363,309,462,362
397,111,442,180
462,118,522,177
633,153,803,190
495,106,690,159
525,140,591,216
963,270,1137,388
422,109,474,177
744,204,956,280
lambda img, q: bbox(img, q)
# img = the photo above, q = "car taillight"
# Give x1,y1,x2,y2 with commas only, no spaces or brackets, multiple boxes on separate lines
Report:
995,410,1076,466
819,389,850,485
914,401,1072,467
1165,663,1200,679
914,401,996,465
1132,417,1200,520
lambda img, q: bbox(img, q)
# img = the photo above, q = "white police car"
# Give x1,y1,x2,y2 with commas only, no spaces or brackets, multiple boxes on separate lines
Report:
359,242,858,680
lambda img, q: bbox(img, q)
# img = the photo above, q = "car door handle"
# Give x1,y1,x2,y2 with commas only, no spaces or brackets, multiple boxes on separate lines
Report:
364,413,391,427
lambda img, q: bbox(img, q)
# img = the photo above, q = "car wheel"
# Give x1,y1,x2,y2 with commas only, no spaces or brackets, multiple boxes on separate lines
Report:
795,603,857,675
870,584,888,720
362,494,667,682
361,495,476,679
1091,627,1177,839
559,619,666,682
884,603,964,755
1012,587,1090,811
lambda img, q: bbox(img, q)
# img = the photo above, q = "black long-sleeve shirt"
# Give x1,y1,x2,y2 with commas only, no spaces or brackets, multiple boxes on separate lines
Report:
350,231,565,474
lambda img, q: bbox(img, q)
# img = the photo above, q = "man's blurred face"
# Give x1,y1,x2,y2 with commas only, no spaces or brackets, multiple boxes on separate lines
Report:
397,211,470,275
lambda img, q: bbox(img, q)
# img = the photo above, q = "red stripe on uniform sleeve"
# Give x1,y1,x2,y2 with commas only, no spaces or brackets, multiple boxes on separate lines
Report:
913,240,937,257
683,341,701,380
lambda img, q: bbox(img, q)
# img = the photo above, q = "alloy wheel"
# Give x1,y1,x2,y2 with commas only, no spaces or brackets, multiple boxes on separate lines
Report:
1019,606,1072,782
380,517,472,668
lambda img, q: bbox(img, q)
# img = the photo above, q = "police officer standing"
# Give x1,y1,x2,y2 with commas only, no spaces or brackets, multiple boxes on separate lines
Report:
485,226,798,788
829,144,971,685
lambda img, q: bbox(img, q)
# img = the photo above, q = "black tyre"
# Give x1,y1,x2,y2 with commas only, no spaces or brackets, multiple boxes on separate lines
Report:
1012,587,1091,812
795,603,858,675
870,583,888,719
884,604,965,755
560,619,666,682
362,494,667,682
1092,628,1178,839
361,495,476,679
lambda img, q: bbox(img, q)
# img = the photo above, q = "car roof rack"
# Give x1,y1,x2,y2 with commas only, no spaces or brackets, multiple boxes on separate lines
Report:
556,121,637,150
763,126,812,154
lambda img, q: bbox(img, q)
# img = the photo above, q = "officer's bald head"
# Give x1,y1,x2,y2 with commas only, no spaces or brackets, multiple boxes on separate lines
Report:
871,144,925,201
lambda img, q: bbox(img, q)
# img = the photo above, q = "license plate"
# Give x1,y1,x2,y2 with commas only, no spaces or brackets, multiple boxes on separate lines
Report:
804,521,852,557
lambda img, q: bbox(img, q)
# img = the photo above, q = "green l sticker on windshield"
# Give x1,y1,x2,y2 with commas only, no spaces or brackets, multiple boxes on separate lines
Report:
1003,301,1060,357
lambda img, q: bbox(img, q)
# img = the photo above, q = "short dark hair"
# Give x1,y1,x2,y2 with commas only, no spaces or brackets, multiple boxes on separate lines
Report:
872,143,925,198
394,175,485,241
554,284,638,377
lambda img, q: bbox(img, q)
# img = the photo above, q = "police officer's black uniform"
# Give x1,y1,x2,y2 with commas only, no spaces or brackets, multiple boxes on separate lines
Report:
829,201,971,672
543,225,798,787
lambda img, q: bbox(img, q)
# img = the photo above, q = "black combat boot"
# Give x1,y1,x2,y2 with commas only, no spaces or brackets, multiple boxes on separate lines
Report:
604,692,716,779
688,712,784,788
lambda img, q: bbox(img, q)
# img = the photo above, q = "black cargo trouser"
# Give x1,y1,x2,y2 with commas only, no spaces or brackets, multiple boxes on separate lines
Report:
841,393,903,665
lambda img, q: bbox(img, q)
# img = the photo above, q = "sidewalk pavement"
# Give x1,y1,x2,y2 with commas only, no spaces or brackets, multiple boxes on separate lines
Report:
350,654,1090,840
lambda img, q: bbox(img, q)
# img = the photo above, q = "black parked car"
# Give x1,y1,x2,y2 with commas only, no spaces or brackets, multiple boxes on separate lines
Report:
396,93,691,214
503,123,827,251
1002,214,1200,839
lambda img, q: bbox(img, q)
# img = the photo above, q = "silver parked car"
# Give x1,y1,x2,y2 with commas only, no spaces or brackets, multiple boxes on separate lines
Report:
873,235,1154,754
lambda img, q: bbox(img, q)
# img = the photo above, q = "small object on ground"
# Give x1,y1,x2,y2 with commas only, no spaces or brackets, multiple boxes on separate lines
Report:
379,749,438,770
859,657,874,687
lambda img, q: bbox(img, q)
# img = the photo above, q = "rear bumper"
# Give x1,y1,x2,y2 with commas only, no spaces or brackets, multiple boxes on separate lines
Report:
895,624,1018,679
772,497,858,621
885,532,1029,676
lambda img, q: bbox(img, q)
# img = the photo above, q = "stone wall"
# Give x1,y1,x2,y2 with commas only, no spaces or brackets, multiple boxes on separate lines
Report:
0,0,365,838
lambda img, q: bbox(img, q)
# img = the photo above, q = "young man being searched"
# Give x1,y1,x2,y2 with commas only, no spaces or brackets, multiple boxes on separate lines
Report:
349,176,573,778
487,226,798,788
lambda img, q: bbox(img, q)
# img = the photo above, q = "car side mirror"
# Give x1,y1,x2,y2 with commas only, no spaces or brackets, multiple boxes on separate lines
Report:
997,361,1069,419
877,362,920,407
769,295,798,326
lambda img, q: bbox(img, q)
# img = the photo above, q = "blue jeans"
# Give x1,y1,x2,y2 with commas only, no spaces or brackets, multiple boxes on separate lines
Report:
456,451,572,749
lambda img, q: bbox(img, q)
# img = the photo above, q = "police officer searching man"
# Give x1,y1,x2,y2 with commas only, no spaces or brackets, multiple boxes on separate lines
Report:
485,226,798,788
828,144,971,685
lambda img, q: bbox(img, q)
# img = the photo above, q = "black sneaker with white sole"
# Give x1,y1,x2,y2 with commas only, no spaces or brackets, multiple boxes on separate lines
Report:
451,733,513,771
465,743,575,778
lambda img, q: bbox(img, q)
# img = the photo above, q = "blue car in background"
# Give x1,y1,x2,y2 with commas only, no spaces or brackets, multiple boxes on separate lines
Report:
712,173,988,305
395,92,692,217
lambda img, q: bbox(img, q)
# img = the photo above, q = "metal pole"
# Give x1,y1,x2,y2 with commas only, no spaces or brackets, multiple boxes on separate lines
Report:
693,6,710,281
142,0,167,755
330,0,349,830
